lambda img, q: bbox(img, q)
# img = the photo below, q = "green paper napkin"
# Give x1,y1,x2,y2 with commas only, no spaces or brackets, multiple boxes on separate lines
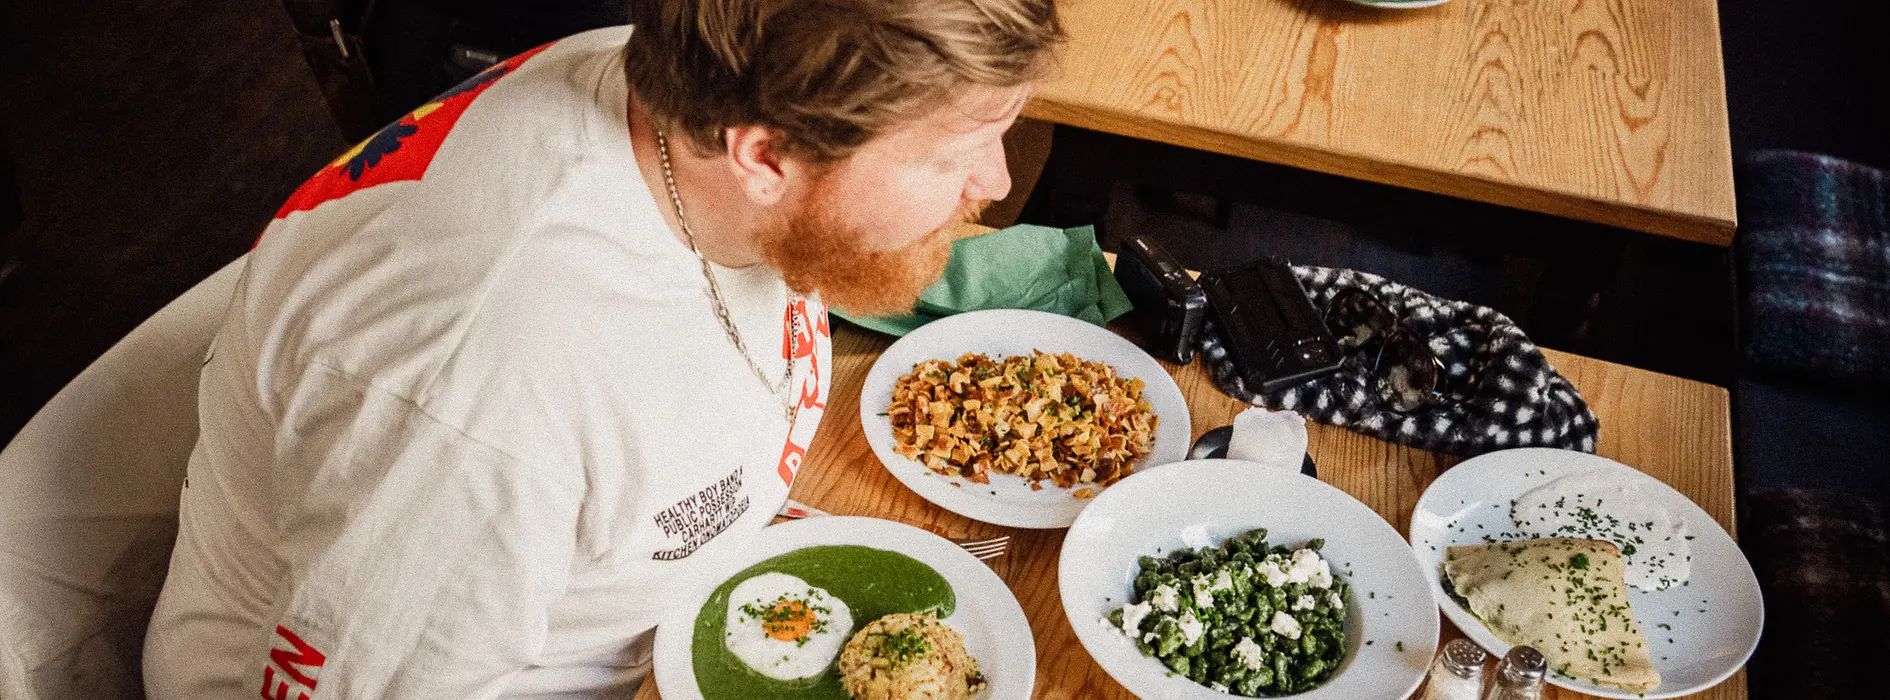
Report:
836,224,1135,336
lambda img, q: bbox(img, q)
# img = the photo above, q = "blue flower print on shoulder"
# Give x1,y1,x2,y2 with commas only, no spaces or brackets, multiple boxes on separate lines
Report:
344,120,420,181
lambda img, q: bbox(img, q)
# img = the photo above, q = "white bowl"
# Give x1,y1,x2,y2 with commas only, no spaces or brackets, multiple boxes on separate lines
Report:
860,309,1190,528
1060,459,1438,699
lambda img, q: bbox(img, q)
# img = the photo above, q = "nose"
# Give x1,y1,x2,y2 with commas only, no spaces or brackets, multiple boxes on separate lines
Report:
964,140,1012,203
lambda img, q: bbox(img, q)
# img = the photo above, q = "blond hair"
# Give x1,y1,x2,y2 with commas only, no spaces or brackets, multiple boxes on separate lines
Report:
625,0,1062,161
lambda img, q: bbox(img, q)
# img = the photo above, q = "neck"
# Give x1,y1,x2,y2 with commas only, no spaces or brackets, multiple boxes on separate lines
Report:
626,93,766,267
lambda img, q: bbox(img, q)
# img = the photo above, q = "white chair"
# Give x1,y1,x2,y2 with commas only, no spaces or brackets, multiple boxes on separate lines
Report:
0,256,245,700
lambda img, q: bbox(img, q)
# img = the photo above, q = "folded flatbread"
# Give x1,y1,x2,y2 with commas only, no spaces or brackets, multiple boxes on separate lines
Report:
1444,538,1660,692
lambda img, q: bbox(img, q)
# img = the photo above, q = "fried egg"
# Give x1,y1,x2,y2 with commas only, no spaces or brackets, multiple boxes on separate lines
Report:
724,572,853,680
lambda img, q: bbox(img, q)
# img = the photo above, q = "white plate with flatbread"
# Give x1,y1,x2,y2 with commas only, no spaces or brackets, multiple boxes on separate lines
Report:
1410,448,1762,699
859,309,1190,528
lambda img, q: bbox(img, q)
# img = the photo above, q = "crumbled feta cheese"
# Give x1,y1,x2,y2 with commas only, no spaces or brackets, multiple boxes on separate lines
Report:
1233,636,1267,670
1294,594,1316,611
1210,570,1235,593
1256,558,1290,587
1150,584,1180,612
1269,611,1303,640
1118,601,1152,634
1178,610,1206,645
1308,558,1333,589
1191,574,1216,608
1287,549,1323,584
1327,591,1345,610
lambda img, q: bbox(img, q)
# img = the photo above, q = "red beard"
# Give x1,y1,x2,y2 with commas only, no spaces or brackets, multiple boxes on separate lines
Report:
759,196,988,316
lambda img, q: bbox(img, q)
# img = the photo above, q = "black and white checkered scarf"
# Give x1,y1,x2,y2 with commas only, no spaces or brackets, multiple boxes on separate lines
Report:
1198,265,1599,457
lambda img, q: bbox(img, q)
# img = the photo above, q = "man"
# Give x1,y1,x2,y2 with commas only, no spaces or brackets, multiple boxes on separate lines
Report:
142,1,1060,697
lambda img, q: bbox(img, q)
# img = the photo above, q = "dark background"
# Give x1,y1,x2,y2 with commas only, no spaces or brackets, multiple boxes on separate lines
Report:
3,0,1887,445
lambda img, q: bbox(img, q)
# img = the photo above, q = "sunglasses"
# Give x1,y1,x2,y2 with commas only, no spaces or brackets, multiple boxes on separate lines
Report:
1321,288,1447,412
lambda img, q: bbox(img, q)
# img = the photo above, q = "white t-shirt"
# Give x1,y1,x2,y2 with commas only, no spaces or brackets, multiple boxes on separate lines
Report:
143,26,833,700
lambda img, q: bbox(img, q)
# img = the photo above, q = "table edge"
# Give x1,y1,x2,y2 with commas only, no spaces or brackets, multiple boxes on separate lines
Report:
1023,98,1738,246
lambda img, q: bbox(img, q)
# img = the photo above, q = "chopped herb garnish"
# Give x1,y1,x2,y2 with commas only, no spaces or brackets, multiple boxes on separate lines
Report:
873,626,933,668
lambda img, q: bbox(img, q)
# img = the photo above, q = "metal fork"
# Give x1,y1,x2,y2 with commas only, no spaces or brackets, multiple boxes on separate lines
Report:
951,534,1011,561
777,500,1010,560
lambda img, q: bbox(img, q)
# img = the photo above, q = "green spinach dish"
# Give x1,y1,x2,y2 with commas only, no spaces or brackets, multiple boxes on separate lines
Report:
692,545,956,699
1108,529,1352,696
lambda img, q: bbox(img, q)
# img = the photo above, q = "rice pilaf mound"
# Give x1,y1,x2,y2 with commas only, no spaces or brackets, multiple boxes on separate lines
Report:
838,613,984,700
888,351,1157,494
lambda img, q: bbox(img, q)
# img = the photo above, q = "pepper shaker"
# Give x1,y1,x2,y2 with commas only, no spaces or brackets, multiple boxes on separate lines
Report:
1419,638,1488,700
1480,645,1547,700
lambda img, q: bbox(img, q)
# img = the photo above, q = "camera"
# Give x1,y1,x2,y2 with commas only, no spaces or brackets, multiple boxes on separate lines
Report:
1198,257,1344,393
1113,234,1208,364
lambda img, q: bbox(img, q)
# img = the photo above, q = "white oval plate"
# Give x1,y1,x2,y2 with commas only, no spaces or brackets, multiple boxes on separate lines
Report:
1409,448,1763,698
1061,459,1439,700
653,516,1035,700
860,309,1191,529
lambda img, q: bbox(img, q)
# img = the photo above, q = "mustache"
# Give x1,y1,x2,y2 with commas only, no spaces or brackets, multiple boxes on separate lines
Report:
758,195,995,317
954,198,993,227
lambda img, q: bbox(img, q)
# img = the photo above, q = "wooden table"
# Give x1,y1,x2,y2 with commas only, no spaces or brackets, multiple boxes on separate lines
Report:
1026,0,1737,246
635,325,1741,700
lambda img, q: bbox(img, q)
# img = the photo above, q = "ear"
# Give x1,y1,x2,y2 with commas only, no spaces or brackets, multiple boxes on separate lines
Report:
723,125,793,206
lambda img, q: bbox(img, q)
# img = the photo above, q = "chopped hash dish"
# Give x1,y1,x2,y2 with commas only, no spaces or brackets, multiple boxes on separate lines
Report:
888,351,1158,493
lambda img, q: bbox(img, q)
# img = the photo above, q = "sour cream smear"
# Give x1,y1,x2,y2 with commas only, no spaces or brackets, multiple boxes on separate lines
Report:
1509,470,1692,591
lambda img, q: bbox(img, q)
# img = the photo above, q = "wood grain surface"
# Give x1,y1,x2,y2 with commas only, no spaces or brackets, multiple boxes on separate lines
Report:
1026,0,1737,245
635,330,1740,700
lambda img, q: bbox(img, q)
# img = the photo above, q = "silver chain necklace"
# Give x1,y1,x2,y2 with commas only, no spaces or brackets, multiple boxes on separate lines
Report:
653,129,799,424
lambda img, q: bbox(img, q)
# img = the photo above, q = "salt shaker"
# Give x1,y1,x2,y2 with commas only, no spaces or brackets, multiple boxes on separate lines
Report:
1419,638,1488,700
1480,645,1547,700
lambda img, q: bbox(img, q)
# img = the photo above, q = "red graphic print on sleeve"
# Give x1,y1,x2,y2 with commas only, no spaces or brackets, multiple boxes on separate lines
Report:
775,299,832,486
270,42,556,223
258,625,325,700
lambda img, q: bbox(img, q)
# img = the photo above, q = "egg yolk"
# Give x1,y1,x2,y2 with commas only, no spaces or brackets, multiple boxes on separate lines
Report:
762,600,817,641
